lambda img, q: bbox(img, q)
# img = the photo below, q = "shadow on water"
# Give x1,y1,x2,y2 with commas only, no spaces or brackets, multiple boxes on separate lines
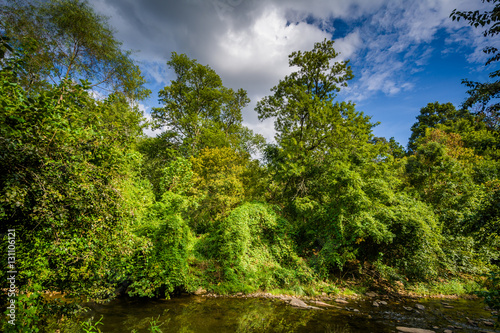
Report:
76,296,499,333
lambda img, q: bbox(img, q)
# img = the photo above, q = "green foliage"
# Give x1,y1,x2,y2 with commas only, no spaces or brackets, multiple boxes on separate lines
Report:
148,315,165,333
306,168,443,280
137,133,180,198
405,129,484,234
189,147,248,232
0,0,149,99
256,39,357,195
408,102,464,152
256,39,447,281
204,202,314,292
160,157,195,195
0,36,153,332
152,52,249,155
477,270,500,316
0,72,142,297
1,284,82,332
126,208,193,298
80,316,104,333
1,10,499,329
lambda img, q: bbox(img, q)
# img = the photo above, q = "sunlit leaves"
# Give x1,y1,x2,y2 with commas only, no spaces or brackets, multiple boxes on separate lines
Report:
152,52,249,155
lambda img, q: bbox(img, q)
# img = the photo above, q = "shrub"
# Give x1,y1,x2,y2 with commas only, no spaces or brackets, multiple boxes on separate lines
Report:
207,202,314,292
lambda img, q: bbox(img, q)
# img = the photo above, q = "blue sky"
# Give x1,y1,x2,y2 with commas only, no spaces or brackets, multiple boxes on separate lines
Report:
89,0,496,149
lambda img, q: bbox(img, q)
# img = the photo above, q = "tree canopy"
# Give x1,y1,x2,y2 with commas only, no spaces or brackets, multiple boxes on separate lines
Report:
0,0,149,100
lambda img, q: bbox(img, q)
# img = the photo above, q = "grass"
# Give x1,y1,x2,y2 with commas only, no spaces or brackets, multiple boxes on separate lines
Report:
407,278,484,296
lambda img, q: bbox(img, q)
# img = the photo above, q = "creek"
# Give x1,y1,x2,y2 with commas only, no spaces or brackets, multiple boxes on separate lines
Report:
79,295,498,332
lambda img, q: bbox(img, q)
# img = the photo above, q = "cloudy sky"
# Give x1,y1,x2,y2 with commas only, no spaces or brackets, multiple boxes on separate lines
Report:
89,0,495,148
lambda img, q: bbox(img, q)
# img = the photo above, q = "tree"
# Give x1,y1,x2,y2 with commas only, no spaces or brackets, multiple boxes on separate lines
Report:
255,39,437,276
256,39,354,152
152,52,250,156
0,0,149,100
0,37,153,329
190,147,247,232
256,39,362,200
408,102,463,152
451,0,500,129
372,136,406,159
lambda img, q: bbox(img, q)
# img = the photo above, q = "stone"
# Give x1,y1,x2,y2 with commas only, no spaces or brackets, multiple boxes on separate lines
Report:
466,317,477,326
443,330,453,333
310,300,337,308
366,291,378,297
335,298,348,304
396,327,435,333
443,305,454,309
378,301,388,306
373,301,380,307
415,304,425,310
289,298,308,308
288,298,322,310
403,306,413,311
194,287,207,295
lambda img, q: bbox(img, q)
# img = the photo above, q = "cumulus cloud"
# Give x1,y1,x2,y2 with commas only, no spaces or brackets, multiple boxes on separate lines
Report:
88,0,493,141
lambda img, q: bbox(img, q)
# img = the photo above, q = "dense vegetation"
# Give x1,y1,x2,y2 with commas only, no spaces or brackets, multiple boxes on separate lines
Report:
1,0,499,331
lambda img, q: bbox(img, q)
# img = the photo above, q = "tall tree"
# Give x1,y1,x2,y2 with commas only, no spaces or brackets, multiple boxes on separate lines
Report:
0,0,149,100
152,52,250,156
256,38,364,199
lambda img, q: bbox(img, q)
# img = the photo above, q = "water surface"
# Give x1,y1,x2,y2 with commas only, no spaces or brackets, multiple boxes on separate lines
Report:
80,295,498,332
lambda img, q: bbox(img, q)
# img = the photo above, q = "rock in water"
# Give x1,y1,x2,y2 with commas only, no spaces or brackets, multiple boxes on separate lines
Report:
396,327,435,333
288,298,322,310
310,300,337,308
289,298,308,308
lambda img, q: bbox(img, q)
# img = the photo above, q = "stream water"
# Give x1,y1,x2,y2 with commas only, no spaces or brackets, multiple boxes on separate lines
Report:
79,295,498,332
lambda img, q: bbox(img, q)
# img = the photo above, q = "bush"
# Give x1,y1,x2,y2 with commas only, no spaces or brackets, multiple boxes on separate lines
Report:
205,202,314,292
126,201,193,298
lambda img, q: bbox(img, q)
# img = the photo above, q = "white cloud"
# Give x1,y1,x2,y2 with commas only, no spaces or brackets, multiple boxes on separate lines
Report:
88,0,494,143
211,6,330,95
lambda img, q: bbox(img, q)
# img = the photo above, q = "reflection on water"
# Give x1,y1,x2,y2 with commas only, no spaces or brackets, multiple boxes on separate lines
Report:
76,296,498,333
